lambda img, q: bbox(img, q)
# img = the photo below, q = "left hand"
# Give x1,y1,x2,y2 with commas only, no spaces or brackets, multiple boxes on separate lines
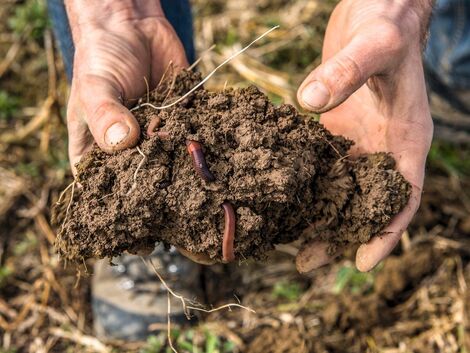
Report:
295,0,434,272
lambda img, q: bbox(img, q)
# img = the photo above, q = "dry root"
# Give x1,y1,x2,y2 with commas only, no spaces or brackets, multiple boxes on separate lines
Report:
141,257,255,353
131,25,279,113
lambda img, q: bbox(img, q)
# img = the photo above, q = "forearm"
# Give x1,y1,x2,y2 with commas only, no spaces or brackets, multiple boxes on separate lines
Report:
64,0,164,43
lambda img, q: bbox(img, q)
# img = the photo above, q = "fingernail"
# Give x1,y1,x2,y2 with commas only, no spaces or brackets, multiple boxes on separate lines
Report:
105,122,129,146
301,81,330,110
356,245,379,272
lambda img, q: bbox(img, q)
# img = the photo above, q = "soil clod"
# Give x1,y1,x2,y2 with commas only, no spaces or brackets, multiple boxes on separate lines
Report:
53,70,411,263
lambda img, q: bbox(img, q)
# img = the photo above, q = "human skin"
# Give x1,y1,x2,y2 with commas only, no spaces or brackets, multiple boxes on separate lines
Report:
65,0,433,270
64,0,188,172
295,0,434,272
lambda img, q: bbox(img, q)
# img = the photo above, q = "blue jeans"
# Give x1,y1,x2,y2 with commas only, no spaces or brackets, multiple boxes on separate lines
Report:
46,0,195,82
424,0,470,91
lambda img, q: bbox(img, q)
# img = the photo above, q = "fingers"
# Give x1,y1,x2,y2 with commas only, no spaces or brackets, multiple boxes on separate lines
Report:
67,74,141,173
297,188,420,274
296,240,342,273
149,20,189,85
89,100,140,152
298,164,424,274
80,75,141,152
356,178,423,272
297,23,405,113
67,110,93,175
355,110,431,271
177,247,216,265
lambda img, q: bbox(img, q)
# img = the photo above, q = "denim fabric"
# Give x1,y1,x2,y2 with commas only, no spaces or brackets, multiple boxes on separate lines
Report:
46,0,74,81
46,0,195,82
425,0,470,90
161,0,195,64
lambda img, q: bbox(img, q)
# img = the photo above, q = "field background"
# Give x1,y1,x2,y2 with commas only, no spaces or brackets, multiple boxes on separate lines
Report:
0,0,469,352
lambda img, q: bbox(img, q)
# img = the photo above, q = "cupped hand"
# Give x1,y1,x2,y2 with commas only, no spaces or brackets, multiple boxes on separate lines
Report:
65,1,216,264
65,1,188,171
295,0,434,272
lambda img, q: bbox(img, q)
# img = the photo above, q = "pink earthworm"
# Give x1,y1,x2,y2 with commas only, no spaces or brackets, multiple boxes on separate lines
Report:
221,202,236,263
186,140,215,182
147,116,161,137
147,117,170,139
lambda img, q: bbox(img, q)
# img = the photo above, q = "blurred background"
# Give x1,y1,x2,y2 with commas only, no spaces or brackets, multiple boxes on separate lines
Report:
0,0,469,352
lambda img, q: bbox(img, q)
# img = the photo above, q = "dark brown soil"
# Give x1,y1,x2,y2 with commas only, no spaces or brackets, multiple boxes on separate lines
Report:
53,70,410,262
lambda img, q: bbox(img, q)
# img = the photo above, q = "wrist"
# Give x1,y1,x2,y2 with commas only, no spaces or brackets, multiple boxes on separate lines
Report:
411,0,434,17
400,0,434,44
65,0,164,42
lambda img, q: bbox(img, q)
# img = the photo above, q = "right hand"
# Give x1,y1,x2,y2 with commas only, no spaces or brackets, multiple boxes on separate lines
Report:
65,1,215,264
65,0,188,172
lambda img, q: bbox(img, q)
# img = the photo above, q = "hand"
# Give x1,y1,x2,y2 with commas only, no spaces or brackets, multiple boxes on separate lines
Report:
295,0,434,272
65,1,214,264
65,0,188,171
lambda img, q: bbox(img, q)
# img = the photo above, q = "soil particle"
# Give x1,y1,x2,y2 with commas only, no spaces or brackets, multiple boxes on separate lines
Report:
247,325,306,353
322,293,387,331
53,70,410,262
374,244,442,301
325,248,441,328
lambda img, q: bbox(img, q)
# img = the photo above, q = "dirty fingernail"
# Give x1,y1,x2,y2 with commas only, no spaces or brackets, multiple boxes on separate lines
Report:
105,122,129,146
356,245,382,272
301,81,330,110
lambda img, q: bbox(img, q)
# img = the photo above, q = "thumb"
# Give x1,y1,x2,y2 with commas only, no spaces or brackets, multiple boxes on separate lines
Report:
82,75,141,152
88,100,141,152
67,75,141,168
297,28,403,113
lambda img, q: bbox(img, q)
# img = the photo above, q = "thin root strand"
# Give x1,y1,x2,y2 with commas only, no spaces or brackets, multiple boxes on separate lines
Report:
126,147,147,196
130,25,280,113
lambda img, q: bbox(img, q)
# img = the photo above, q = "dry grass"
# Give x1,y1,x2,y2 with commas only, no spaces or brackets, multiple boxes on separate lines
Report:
0,0,469,352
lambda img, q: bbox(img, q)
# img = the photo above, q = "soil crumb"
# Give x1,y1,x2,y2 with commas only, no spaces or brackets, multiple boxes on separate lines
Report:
53,70,411,262
247,325,306,353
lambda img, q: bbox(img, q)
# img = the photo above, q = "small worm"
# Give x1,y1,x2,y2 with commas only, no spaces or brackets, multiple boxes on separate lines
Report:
147,116,170,139
221,202,236,263
186,140,215,182
156,131,170,139
147,116,161,137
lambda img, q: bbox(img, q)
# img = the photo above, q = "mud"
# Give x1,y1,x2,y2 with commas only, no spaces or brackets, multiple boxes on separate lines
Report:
53,70,410,262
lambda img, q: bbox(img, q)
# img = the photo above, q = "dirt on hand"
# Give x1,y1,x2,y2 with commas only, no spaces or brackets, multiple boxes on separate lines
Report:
52,70,411,263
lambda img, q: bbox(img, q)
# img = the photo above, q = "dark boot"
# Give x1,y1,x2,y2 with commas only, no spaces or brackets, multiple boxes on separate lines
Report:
92,244,202,341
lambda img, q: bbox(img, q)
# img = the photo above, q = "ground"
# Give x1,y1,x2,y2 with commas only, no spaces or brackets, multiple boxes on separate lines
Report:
0,0,469,352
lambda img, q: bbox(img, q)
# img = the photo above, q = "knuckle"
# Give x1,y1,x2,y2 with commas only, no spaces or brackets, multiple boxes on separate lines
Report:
92,101,118,122
324,54,363,90
376,19,407,54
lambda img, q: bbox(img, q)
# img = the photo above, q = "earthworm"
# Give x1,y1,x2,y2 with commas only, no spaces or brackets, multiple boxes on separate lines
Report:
221,202,236,263
186,140,215,182
156,131,170,139
147,116,161,137
147,116,170,139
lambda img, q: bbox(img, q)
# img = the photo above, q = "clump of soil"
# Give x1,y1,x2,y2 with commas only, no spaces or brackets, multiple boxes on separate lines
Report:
320,247,441,334
53,70,410,262
247,325,306,353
